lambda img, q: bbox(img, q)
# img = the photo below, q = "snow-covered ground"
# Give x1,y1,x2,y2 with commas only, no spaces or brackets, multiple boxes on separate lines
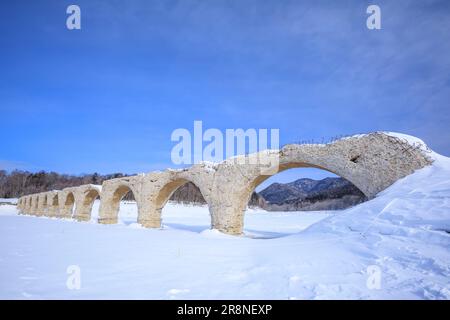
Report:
1,150,449,299
0,198,17,205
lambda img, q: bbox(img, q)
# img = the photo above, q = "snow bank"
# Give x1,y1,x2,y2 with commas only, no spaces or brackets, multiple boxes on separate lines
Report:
0,198,17,205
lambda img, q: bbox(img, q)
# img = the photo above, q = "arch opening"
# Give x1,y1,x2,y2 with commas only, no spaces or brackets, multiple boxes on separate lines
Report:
42,195,48,213
52,194,59,207
82,189,100,221
242,165,367,238
113,185,138,225
33,196,39,212
64,192,76,217
50,194,59,216
158,179,210,233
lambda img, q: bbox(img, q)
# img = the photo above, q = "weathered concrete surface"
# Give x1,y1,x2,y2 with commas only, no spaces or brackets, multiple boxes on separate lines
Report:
46,191,59,217
74,185,102,221
17,132,433,235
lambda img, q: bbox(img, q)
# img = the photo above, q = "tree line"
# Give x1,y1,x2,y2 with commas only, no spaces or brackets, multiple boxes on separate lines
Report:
0,170,128,198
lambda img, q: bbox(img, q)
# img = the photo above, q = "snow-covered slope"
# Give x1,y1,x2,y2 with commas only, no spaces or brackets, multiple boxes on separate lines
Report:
0,144,449,299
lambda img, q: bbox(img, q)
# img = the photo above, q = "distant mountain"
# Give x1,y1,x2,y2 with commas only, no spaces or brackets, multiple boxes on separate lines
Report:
256,177,367,211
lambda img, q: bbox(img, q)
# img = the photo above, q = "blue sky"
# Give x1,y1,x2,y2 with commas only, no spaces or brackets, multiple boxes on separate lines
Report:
1,0,449,186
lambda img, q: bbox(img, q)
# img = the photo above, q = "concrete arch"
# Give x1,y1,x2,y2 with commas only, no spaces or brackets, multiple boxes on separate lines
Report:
145,172,213,228
155,178,205,208
22,196,29,214
30,196,36,214
26,196,32,214
30,196,35,212
45,191,59,217
27,197,32,214
34,194,42,216
38,193,49,216
27,196,32,214
98,177,142,225
58,190,76,218
31,195,39,215
73,185,101,221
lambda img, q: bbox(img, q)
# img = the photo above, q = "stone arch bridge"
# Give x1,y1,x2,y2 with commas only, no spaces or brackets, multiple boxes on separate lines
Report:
17,132,432,235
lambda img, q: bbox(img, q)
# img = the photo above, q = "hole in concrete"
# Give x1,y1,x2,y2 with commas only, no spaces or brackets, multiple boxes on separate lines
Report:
84,189,100,221
350,155,361,163
161,180,210,233
65,192,76,217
